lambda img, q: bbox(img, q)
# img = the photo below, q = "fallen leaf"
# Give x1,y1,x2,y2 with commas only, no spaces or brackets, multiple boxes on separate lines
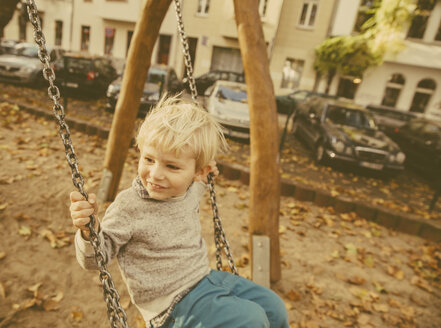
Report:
285,289,302,302
347,275,366,286
373,303,389,313
0,203,8,211
18,225,32,237
0,251,5,260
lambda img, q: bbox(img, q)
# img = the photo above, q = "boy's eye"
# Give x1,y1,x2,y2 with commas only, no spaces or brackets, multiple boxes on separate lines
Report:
145,157,154,163
167,164,180,170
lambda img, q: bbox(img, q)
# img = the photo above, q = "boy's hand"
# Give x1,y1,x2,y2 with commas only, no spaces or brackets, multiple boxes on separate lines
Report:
198,160,219,184
70,191,99,240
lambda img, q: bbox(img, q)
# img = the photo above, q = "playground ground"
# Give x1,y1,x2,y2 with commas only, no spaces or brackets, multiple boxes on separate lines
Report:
0,99,440,327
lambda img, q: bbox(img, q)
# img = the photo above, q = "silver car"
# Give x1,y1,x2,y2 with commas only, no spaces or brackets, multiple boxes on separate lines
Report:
0,42,64,85
203,81,250,139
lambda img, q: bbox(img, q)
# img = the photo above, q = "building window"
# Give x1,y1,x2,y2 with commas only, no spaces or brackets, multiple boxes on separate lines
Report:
157,34,171,65
259,0,268,17
81,26,90,51
435,21,441,41
126,30,133,57
336,76,361,100
55,20,63,46
407,0,435,39
409,78,436,113
197,0,210,15
281,58,304,90
381,73,405,107
104,27,115,55
353,0,377,33
298,0,318,28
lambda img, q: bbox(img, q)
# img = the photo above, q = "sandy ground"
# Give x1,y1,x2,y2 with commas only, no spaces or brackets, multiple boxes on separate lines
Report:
0,103,440,328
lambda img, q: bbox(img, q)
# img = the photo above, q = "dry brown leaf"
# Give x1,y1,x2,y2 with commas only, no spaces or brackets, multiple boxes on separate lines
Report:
71,310,84,322
0,251,5,260
410,276,433,293
18,225,32,237
373,303,389,313
43,299,60,311
0,203,8,211
346,275,366,285
285,289,302,302
14,212,32,221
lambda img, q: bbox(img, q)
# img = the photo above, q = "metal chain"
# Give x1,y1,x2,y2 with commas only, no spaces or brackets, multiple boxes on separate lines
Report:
207,175,238,275
173,0,238,275
173,0,199,104
25,1,129,327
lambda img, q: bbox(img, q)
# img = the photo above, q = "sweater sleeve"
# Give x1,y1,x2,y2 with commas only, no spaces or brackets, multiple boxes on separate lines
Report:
75,192,133,270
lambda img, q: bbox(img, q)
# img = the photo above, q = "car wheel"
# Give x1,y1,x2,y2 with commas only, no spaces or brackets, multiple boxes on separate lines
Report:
315,141,327,164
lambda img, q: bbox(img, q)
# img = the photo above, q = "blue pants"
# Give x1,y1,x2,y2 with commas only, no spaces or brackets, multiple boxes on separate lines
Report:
156,270,289,328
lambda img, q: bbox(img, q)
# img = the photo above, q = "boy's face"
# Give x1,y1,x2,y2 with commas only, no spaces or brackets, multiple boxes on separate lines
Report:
138,143,201,200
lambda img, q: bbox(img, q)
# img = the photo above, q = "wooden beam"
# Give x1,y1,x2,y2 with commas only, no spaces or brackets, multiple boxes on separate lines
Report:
233,0,281,282
102,0,172,200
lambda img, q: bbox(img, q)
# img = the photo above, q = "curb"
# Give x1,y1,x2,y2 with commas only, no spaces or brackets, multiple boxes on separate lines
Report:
13,100,441,243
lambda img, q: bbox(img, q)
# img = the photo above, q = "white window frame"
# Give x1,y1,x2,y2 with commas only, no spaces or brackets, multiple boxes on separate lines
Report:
259,0,268,18
297,0,319,29
196,0,210,16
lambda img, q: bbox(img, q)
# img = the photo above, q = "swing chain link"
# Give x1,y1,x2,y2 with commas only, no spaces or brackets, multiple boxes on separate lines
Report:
207,175,238,275
25,1,129,327
173,0,238,276
173,0,199,104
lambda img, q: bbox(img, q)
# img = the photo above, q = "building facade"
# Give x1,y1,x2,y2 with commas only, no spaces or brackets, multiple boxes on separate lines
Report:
328,0,441,117
3,0,441,116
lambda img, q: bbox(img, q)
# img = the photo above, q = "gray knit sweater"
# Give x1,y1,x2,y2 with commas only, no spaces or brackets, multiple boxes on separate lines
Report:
75,177,211,319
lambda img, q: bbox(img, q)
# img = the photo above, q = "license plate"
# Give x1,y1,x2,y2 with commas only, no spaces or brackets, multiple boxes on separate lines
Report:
66,82,79,88
360,162,383,170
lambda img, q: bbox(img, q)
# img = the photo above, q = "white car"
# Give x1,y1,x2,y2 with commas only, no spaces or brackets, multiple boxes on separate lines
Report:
0,43,64,85
203,81,250,139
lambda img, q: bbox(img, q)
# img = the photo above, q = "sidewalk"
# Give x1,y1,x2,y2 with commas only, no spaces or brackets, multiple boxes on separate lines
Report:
8,97,441,243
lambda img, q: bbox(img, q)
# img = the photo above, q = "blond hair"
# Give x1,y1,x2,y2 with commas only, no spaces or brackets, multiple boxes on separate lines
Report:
136,94,228,171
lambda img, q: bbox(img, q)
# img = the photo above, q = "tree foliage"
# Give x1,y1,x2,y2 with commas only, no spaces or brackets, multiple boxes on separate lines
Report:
313,0,417,93
0,0,21,38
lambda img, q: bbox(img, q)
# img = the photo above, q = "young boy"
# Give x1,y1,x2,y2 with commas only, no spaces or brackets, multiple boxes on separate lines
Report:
70,95,289,328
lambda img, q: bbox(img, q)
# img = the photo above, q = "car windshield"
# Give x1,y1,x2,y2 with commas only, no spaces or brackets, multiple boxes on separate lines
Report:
147,69,166,86
13,46,39,58
325,105,377,129
216,85,247,102
66,58,92,70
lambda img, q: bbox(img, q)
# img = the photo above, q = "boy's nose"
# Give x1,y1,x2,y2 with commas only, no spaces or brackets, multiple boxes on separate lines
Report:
150,164,165,180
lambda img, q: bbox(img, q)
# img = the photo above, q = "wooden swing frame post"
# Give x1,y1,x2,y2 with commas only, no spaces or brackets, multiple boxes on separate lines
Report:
233,0,282,282
103,0,172,201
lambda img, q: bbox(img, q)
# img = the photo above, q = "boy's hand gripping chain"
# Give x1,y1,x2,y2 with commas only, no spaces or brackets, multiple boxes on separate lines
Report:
25,1,129,327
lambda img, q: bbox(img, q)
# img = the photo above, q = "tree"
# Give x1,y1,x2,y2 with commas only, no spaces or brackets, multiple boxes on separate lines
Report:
0,0,21,39
313,0,416,93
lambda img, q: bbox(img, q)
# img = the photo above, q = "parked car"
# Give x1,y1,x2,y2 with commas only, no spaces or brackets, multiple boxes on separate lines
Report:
202,80,249,140
0,42,64,85
366,104,419,137
55,52,118,96
292,97,405,172
0,39,21,55
106,64,182,117
276,89,336,115
389,118,441,177
184,70,245,95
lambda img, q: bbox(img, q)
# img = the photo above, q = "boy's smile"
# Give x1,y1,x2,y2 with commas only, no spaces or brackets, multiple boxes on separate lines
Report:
138,143,202,200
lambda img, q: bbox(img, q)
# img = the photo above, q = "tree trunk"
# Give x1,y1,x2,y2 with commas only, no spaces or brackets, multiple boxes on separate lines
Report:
0,0,20,38
312,71,321,92
325,69,335,95
233,0,281,283
103,0,172,200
